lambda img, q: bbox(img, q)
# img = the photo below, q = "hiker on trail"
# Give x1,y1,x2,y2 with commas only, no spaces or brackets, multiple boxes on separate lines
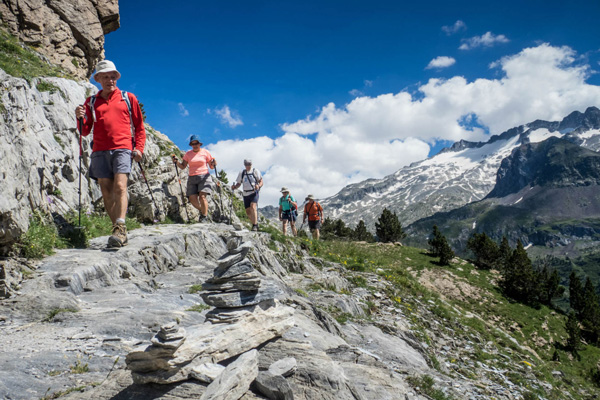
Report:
74,60,145,248
231,159,263,231
303,194,323,240
171,135,216,223
278,187,298,237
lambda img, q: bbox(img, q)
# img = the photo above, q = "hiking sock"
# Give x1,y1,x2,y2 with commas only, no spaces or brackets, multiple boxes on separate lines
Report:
116,218,125,225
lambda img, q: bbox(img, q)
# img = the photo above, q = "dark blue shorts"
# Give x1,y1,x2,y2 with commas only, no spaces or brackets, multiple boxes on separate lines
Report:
308,220,322,230
282,210,297,222
243,192,259,209
89,149,132,180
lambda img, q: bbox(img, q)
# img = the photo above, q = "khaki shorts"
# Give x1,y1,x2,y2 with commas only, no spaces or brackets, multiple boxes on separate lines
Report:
186,174,213,196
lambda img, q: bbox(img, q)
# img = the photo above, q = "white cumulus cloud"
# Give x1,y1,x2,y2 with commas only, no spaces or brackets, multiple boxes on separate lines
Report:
442,20,466,35
208,44,600,207
459,32,509,50
426,56,456,69
178,102,189,117
211,105,244,128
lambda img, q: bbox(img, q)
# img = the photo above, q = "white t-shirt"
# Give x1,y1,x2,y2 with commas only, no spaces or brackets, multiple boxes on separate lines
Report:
235,168,262,195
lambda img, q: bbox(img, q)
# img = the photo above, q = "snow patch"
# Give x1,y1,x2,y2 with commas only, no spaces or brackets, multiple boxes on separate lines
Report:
528,128,561,143
524,243,533,250
472,221,477,229
577,129,600,139
514,197,523,205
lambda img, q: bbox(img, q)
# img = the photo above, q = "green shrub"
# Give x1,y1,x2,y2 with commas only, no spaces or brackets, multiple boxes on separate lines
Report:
16,211,65,259
186,304,210,312
188,284,203,294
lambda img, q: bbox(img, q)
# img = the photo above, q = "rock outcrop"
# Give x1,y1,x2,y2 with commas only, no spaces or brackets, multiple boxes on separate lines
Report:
0,0,119,79
0,222,437,400
126,233,295,387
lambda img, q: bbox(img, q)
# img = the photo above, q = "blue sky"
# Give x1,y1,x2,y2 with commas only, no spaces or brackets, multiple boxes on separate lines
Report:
100,0,600,206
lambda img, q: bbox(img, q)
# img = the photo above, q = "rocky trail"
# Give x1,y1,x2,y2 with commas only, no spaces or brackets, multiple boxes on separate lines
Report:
0,222,541,400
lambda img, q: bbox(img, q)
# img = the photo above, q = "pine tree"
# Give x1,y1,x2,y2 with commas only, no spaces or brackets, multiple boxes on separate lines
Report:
534,259,565,306
217,169,229,184
428,225,444,256
500,240,539,305
581,278,600,343
353,220,374,242
438,237,455,266
466,232,500,269
569,271,585,318
333,219,352,238
375,208,406,243
498,236,511,271
566,311,581,355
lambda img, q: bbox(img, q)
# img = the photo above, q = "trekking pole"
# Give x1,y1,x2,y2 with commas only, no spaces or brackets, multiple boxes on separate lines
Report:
138,162,162,222
171,155,191,223
212,165,225,222
77,116,84,228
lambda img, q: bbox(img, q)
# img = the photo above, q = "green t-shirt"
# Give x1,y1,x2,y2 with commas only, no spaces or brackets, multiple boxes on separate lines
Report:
279,195,296,212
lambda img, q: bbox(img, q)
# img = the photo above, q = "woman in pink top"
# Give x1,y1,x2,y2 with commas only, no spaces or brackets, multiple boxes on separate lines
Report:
172,135,216,222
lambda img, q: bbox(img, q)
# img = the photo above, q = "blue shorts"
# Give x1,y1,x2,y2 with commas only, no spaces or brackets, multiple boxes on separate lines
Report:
89,149,132,180
282,209,297,222
186,174,213,196
243,192,259,209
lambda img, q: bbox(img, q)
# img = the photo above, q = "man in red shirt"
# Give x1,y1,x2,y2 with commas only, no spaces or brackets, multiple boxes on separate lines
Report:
75,60,146,248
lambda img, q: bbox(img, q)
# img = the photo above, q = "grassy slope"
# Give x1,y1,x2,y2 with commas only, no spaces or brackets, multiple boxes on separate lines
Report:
273,233,600,399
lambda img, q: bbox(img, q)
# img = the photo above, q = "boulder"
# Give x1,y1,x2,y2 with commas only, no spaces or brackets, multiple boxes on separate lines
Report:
190,363,226,384
200,349,259,400
254,371,294,400
126,302,295,384
268,357,297,377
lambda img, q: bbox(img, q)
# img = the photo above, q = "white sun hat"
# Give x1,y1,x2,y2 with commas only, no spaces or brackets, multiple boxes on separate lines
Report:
93,60,121,82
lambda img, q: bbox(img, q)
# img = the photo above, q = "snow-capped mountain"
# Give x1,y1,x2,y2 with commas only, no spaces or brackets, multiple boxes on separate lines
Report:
321,107,600,229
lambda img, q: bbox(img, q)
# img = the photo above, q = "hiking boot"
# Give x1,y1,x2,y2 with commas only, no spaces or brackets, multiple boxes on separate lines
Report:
108,222,128,248
251,224,259,231
199,214,209,223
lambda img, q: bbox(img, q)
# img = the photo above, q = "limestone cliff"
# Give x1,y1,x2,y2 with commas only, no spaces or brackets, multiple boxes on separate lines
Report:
0,68,234,255
0,0,119,79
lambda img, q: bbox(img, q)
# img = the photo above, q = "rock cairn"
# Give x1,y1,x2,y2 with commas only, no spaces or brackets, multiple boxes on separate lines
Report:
125,232,295,388
200,234,280,323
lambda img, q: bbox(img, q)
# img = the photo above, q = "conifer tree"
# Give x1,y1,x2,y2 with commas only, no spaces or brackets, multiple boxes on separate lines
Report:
217,169,229,184
581,278,600,343
498,236,511,271
428,225,454,265
538,267,565,306
428,225,444,256
500,240,539,305
566,311,581,356
466,232,500,269
438,237,455,266
333,219,352,238
569,271,585,318
375,208,406,243
353,220,374,242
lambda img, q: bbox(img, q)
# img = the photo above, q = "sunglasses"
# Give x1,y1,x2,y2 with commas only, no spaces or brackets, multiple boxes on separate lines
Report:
191,142,200,146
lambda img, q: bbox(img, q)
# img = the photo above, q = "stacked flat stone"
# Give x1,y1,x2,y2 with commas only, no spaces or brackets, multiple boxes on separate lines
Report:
151,322,186,349
200,235,281,323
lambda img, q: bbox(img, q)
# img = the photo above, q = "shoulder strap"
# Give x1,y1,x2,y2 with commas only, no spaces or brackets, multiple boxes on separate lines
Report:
89,95,98,123
121,91,135,146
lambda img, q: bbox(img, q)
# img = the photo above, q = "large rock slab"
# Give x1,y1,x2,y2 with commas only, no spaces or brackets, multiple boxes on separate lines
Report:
254,371,294,400
201,282,281,308
126,303,295,384
200,349,258,400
